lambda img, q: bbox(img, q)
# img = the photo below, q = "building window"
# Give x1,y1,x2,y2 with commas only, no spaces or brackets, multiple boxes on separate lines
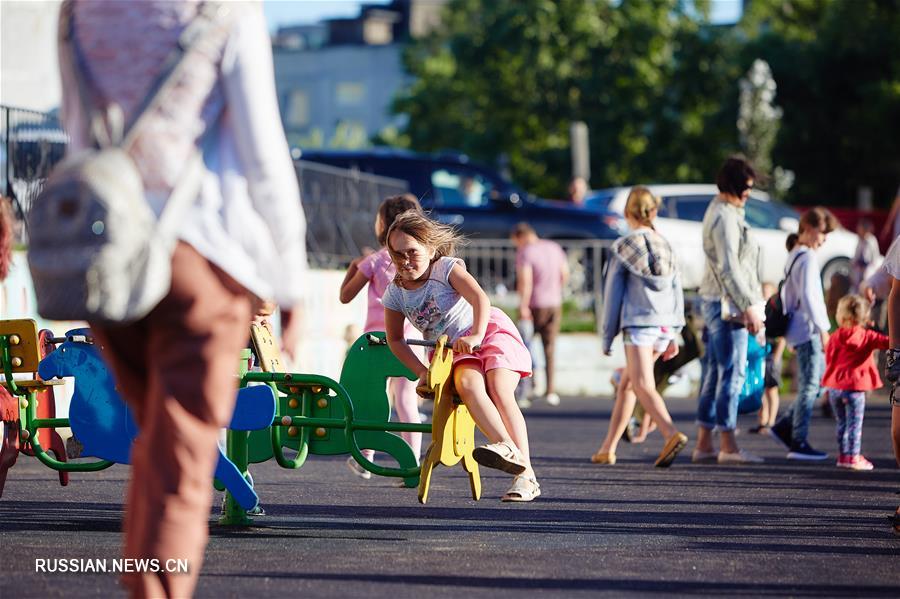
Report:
286,90,309,128
336,82,366,107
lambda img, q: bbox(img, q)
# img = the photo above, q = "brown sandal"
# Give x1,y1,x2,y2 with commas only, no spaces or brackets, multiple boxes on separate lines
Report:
590,451,616,465
654,432,688,468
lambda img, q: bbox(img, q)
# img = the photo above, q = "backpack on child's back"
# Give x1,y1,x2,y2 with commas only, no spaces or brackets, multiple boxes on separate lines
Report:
764,253,802,338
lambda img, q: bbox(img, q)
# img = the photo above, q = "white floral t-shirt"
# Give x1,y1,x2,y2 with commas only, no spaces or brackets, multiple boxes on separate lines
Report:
382,257,473,342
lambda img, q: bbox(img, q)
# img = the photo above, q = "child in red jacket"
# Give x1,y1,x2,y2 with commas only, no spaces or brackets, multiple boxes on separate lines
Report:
822,294,889,470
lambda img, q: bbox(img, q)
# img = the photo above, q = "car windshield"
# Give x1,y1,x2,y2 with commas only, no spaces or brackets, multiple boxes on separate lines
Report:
669,195,713,221
583,191,616,211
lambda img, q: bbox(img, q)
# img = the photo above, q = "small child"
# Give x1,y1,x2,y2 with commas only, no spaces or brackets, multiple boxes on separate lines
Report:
382,211,539,501
340,194,425,478
750,282,785,434
821,294,888,470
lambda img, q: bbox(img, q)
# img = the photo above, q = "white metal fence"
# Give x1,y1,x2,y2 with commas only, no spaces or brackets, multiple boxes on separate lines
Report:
295,159,408,269
457,238,610,327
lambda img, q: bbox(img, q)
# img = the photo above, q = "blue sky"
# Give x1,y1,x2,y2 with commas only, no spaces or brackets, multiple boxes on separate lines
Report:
263,0,743,32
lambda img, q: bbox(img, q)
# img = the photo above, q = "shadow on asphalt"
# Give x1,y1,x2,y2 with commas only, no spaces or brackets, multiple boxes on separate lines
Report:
204,571,900,596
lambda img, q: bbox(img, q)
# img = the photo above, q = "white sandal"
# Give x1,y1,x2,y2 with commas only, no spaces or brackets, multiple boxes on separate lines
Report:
472,441,527,475
501,475,541,502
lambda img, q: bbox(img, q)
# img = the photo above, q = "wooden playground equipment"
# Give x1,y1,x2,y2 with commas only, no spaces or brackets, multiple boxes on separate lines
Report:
414,335,480,503
0,318,484,525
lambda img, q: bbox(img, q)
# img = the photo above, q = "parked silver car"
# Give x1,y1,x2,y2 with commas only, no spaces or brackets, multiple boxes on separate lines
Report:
585,184,856,290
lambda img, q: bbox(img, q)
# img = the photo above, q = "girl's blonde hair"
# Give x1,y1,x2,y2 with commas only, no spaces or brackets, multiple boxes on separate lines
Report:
624,186,660,227
836,294,870,327
386,211,464,264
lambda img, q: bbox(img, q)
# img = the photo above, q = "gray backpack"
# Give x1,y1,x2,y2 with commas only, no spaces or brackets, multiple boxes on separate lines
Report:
28,2,229,324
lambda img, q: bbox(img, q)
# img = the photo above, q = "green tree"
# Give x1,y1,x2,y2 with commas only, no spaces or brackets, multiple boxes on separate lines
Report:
390,0,738,198
741,0,900,206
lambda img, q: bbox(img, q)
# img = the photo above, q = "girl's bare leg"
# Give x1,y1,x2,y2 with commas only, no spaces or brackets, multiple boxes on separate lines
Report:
632,411,656,443
454,363,515,447
765,387,780,427
758,395,770,428
486,368,533,477
597,370,637,456
625,344,679,440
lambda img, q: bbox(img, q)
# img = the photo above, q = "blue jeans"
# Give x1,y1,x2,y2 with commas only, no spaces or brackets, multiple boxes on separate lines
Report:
697,299,748,432
785,336,825,444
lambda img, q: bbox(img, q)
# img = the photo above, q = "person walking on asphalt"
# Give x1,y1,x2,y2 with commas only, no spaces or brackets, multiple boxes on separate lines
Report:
56,2,307,596
768,208,838,461
595,186,688,468
511,222,569,407
880,236,900,534
692,156,765,465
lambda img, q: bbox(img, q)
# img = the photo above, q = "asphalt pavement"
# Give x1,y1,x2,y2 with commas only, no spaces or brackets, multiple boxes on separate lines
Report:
2,395,899,598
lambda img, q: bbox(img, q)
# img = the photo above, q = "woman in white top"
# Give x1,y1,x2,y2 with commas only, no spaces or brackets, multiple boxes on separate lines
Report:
57,2,306,596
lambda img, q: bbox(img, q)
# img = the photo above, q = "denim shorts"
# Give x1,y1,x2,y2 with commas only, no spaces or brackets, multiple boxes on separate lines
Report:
623,326,674,353
764,352,781,389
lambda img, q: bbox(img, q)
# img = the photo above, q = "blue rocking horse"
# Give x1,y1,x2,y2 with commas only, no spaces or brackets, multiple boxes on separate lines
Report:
38,329,276,510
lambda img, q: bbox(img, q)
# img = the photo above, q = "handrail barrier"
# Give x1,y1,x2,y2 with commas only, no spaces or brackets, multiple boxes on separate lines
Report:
294,159,408,268
457,238,610,330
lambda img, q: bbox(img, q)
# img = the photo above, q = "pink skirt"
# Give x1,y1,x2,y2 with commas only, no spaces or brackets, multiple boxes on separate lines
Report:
440,307,532,378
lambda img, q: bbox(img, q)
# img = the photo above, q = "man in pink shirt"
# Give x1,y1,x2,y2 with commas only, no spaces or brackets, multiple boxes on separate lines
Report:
511,223,569,406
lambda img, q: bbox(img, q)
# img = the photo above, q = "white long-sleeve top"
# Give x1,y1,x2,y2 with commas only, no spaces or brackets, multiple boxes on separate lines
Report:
58,0,306,307
782,246,830,348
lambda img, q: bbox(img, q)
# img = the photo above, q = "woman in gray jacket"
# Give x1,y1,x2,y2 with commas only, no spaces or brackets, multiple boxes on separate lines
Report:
693,156,765,465
593,186,688,468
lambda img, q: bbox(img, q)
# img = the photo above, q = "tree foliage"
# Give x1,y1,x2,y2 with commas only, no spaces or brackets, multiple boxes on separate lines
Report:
389,0,900,206
741,0,900,205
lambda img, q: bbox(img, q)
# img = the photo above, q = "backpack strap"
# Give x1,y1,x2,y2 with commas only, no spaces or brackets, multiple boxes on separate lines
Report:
781,249,805,310
784,251,802,279
62,1,231,150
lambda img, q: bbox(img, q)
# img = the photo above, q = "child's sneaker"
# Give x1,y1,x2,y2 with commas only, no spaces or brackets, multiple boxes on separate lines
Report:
346,456,372,480
836,454,851,468
847,455,874,471
768,418,793,450
786,440,828,461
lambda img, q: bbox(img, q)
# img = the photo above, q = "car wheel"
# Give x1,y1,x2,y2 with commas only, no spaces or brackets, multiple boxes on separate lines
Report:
820,257,851,294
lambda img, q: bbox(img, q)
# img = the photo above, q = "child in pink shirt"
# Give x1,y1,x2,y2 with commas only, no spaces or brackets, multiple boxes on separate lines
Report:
340,195,424,478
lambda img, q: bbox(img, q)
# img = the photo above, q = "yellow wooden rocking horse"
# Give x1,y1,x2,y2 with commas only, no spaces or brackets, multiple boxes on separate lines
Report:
416,335,480,504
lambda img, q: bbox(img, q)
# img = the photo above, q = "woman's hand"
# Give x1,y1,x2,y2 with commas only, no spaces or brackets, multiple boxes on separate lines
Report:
453,334,483,354
662,339,679,361
743,306,764,334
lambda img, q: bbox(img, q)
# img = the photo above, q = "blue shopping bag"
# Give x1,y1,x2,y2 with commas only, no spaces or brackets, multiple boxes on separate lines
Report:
738,335,768,414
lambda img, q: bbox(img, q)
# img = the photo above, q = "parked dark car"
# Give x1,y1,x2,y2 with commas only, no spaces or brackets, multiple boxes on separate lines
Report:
296,148,623,240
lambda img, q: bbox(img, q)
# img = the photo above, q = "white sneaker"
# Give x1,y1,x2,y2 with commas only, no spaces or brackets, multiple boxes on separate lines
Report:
545,393,561,406
717,449,764,464
346,456,372,479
